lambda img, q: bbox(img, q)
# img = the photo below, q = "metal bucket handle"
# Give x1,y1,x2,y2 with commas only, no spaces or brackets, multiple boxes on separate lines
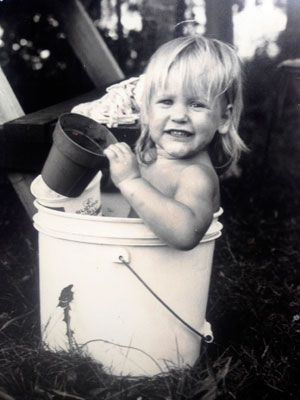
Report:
115,253,214,343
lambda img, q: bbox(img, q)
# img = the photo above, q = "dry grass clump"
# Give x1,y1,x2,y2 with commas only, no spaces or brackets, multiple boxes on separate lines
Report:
0,334,233,400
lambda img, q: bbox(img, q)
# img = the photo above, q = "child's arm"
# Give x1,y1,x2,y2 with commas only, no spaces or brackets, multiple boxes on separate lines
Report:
104,143,217,250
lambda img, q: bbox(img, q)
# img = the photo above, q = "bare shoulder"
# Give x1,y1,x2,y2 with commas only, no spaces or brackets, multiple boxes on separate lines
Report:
176,162,220,211
179,163,218,192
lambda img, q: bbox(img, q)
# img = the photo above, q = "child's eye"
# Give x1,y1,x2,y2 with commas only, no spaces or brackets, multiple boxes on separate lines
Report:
158,99,173,106
189,101,207,110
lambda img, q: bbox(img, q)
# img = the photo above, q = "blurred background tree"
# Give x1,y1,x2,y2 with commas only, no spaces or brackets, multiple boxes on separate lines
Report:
277,0,300,58
0,0,299,115
0,0,95,112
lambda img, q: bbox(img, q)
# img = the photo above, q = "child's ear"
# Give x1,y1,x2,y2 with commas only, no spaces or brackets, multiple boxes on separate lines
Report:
218,104,232,135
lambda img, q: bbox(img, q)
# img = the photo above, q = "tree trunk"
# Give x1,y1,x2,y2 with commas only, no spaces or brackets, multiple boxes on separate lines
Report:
140,0,178,62
278,0,300,58
175,0,186,37
204,0,234,44
286,0,300,33
81,0,101,20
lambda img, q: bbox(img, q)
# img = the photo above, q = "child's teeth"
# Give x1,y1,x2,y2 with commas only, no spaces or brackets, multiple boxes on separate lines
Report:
170,131,189,137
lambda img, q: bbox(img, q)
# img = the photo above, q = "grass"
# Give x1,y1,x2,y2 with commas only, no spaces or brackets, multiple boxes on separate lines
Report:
0,59,300,399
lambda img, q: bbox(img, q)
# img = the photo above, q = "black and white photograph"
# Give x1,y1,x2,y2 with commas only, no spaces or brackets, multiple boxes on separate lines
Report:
0,0,299,399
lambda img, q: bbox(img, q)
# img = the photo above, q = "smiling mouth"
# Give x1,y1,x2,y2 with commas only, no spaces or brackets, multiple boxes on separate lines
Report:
165,130,193,138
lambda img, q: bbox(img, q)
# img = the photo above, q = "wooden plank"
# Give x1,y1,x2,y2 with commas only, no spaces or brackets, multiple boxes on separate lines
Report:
0,68,25,124
0,137,51,172
1,89,106,171
7,173,37,218
5,88,104,129
2,84,139,172
0,67,36,218
1,123,140,172
53,0,125,88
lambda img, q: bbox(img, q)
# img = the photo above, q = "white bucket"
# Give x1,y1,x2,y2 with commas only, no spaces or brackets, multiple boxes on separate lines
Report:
33,193,223,376
31,172,102,215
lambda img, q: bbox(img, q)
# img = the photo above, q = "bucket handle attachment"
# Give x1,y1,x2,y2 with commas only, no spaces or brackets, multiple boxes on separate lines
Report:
111,248,130,264
119,255,214,343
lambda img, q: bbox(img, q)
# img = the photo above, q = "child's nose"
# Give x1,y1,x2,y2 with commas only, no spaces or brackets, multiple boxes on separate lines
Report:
170,104,188,122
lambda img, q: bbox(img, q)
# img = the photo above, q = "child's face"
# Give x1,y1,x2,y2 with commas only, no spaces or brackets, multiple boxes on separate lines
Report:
147,67,228,160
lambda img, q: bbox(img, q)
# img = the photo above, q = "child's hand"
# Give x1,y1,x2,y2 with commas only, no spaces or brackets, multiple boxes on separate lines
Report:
103,142,141,187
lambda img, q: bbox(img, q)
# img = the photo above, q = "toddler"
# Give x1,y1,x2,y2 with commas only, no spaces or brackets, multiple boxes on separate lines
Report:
104,35,247,250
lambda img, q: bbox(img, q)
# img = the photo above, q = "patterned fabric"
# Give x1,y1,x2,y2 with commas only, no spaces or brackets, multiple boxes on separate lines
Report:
72,76,144,127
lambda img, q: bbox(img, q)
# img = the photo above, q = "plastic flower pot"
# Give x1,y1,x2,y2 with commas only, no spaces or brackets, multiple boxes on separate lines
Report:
42,113,117,197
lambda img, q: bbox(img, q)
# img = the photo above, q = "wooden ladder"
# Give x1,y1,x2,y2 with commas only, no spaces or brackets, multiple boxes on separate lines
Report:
0,0,125,218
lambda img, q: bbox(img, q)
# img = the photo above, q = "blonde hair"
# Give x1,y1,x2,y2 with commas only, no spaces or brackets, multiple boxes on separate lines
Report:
135,35,248,166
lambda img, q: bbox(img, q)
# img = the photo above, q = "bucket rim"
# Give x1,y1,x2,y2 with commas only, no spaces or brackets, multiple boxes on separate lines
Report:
33,199,223,224
33,201,223,245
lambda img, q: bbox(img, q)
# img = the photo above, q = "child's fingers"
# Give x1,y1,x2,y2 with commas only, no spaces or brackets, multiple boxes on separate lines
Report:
104,142,132,159
103,142,140,186
103,145,119,159
111,142,132,156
